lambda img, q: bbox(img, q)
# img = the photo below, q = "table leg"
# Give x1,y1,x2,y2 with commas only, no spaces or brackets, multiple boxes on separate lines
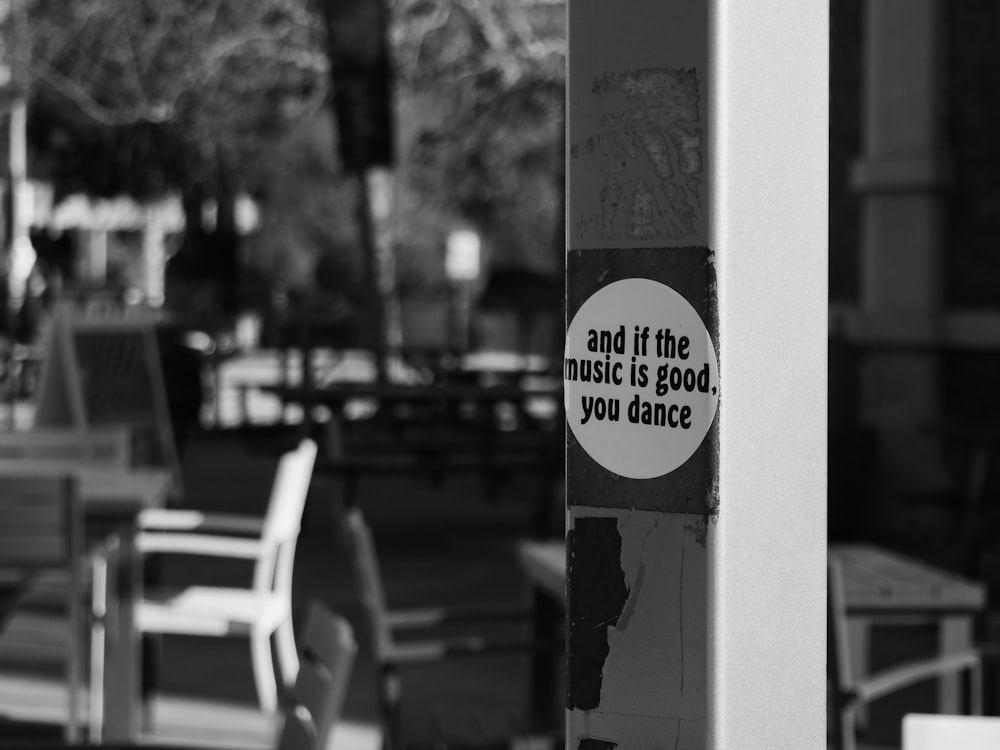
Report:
101,525,142,742
848,618,870,727
528,588,561,734
939,616,974,714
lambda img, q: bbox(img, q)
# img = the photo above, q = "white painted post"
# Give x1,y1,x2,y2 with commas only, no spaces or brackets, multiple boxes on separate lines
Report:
565,2,827,748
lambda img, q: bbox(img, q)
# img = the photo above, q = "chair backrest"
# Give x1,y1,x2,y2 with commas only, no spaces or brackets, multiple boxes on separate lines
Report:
0,475,82,570
343,508,394,661
0,474,84,742
0,428,131,466
262,439,318,543
277,601,357,750
903,713,1000,750
253,439,318,596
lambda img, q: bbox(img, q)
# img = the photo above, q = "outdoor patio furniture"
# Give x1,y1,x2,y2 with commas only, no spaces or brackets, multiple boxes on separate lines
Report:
0,464,173,742
265,381,563,535
516,540,565,735
0,599,361,750
276,600,358,750
0,426,131,465
96,439,318,721
0,428,132,620
827,553,983,750
0,475,85,743
343,507,553,750
902,713,1000,750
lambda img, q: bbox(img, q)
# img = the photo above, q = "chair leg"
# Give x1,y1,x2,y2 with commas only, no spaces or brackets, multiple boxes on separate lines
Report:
275,612,300,688
839,706,857,750
378,665,403,750
89,552,109,743
250,628,279,714
66,569,82,743
971,662,985,716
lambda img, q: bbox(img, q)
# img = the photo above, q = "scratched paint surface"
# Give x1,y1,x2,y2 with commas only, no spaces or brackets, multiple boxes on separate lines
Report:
567,509,707,748
566,247,719,513
571,67,705,247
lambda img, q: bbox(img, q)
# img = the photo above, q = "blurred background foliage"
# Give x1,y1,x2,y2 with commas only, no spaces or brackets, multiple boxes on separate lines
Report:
13,0,566,331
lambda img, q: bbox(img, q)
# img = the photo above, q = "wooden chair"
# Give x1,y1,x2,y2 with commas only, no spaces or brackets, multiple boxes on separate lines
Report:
90,439,318,728
343,507,552,750
0,475,85,743
0,426,130,606
903,713,1000,750
275,600,358,750
828,555,984,750
0,427,131,466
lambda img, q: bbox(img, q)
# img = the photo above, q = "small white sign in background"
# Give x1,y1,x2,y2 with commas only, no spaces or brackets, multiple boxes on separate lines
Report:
564,277,719,479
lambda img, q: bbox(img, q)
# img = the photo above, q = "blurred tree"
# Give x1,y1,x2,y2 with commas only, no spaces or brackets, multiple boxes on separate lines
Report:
27,0,327,194
11,0,568,341
316,0,396,380
392,0,566,277
19,0,328,317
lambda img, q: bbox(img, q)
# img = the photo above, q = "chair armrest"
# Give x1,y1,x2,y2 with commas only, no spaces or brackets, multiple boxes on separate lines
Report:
386,605,536,630
138,509,265,536
388,634,555,663
136,532,265,560
854,650,980,704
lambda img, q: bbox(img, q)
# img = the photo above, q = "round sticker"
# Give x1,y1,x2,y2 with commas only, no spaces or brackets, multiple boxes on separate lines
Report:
564,278,719,479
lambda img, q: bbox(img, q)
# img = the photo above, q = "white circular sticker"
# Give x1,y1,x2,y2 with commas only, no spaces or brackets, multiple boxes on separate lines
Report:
564,278,719,479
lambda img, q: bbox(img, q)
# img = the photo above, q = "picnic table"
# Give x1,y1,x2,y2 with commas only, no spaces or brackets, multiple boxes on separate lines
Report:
263,382,565,535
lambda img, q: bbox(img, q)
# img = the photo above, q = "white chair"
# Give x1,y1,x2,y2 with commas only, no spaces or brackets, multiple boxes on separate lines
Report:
828,555,983,750
0,475,85,742
91,438,318,726
903,713,1000,750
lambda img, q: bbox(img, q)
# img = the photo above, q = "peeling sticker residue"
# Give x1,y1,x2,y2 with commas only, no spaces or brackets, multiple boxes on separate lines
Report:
567,517,629,710
571,67,704,245
614,515,656,631
596,511,707,723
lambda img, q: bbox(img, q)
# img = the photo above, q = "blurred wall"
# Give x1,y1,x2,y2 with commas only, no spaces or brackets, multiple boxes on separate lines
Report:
829,0,1000,540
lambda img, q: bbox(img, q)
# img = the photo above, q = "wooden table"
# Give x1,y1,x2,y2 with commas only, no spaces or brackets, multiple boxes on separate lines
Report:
517,541,986,723
267,383,564,534
830,544,986,717
517,541,565,734
519,540,566,604
0,462,173,742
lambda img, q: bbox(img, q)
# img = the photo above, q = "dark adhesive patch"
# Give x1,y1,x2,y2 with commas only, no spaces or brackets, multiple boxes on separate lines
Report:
566,247,719,514
684,515,708,547
568,517,629,710
578,740,618,750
